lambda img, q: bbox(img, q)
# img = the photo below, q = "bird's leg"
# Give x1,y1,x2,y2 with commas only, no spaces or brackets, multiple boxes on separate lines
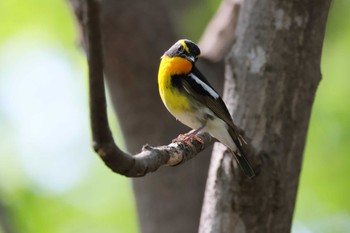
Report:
191,125,205,135
173,125,205,144
188,125,205,144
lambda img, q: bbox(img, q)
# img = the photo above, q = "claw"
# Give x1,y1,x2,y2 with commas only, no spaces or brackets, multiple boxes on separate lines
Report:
191,134,204,144
173,132,204,146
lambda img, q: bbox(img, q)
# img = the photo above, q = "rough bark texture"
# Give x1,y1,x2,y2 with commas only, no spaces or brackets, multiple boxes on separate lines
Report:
199,1,331,232
70,0,223,232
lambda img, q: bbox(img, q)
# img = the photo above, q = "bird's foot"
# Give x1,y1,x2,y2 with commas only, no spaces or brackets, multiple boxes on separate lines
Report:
173,131,204,145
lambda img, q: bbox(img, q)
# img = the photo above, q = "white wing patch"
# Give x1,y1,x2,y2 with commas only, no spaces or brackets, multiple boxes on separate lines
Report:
188,73,220,99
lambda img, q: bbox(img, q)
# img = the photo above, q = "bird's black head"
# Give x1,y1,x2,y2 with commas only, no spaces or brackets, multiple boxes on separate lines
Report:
162,39,201,63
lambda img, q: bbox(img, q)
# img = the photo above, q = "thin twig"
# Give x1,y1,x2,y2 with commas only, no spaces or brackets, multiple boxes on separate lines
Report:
85,0,215,177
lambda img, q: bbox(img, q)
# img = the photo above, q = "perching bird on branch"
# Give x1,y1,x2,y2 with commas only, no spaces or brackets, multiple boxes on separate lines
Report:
158,39,256,178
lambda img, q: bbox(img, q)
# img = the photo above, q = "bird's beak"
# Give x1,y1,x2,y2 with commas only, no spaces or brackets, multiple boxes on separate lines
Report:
185,54,196,63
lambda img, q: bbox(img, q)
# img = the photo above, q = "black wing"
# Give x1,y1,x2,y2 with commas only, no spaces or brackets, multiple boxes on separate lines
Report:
180,66,236,130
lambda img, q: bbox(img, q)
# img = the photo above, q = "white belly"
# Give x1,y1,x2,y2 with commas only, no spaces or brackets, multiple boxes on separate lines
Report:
170,108,203,130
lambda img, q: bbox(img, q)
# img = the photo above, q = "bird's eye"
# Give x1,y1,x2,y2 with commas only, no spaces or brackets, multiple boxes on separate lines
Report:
175,47,184,56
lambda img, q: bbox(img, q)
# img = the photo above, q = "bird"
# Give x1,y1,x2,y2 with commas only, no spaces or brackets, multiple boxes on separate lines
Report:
157,39,256,178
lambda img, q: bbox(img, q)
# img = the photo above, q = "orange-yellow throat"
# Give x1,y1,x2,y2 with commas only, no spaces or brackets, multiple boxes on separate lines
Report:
158,56,193,113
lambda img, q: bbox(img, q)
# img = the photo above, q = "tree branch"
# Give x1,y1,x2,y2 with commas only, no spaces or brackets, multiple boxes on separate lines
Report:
198,0,242,62
85,0,217,177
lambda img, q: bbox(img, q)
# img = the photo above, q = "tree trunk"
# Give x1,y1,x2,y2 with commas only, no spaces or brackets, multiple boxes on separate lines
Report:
199,0,331,232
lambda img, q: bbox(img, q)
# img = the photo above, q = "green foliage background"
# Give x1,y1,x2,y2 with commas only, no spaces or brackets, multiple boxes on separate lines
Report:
0,1,349,233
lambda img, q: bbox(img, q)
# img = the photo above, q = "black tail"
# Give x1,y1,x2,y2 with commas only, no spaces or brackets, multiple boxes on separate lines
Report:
228,127,256,179
231,149,256,178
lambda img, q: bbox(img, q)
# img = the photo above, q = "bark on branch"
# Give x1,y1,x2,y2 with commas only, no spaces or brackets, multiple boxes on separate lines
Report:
85,0,218,177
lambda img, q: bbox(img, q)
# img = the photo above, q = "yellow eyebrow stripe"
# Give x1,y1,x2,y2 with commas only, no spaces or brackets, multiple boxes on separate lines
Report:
181,40,190,53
